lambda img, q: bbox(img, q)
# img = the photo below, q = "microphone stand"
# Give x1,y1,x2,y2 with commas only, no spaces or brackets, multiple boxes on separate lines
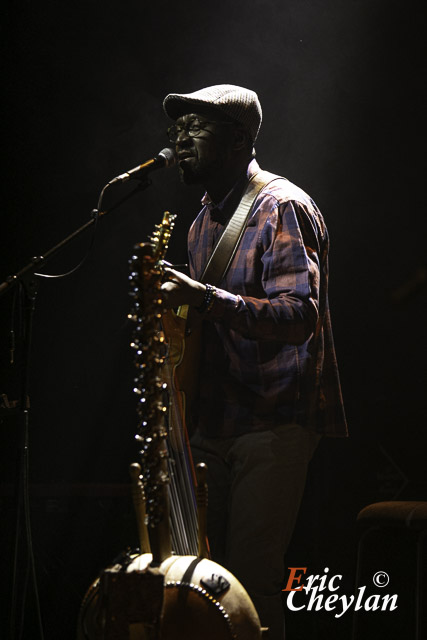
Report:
1,177,152,639
0,179,152,298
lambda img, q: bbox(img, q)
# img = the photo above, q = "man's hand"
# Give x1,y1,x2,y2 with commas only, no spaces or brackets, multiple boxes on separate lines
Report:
161,268,206,309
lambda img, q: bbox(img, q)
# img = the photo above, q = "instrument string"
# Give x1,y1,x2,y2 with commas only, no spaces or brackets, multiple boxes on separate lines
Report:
164,357,198,556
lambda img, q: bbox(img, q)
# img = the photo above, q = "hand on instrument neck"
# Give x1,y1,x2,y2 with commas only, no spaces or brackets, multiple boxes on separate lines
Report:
161,268,206,310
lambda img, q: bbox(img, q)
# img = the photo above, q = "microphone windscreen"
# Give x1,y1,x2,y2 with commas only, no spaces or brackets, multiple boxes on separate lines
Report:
158,147,177,168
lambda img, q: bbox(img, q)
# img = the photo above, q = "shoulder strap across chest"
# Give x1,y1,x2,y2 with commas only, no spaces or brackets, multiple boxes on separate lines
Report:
200,170,284,285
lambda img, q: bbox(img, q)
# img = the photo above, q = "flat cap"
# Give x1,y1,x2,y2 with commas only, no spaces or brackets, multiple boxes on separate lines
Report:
163,84,262,143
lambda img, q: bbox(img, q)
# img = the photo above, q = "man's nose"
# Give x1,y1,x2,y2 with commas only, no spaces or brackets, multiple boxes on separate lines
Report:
175,128,192,145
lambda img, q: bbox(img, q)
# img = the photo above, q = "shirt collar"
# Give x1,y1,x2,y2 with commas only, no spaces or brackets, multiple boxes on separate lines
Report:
201,158,260,216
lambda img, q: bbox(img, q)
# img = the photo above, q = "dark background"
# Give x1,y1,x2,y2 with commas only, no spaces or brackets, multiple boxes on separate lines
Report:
1,1,426,638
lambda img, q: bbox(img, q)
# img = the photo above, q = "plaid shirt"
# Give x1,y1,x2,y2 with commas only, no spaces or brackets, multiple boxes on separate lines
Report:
188,159,347,438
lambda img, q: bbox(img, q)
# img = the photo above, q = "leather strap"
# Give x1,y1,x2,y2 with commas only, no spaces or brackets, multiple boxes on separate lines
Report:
200,169,284,285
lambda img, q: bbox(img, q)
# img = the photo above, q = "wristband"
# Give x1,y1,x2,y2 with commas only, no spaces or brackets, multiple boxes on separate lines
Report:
196,283,216,314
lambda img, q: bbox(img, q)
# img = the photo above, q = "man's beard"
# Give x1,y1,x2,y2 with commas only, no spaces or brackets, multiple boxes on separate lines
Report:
178,155,226,186
178,159,204,185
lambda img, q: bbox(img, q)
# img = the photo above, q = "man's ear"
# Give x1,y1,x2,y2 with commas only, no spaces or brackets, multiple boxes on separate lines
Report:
232,127,250,152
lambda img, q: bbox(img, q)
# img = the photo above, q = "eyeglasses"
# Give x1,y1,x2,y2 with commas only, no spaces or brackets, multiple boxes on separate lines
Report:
167,117,234,143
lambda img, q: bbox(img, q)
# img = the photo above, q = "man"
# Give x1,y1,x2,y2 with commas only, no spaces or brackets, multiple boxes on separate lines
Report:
161,84,347,640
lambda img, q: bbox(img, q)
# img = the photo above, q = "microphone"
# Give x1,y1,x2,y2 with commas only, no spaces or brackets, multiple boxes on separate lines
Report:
109,148,177,184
